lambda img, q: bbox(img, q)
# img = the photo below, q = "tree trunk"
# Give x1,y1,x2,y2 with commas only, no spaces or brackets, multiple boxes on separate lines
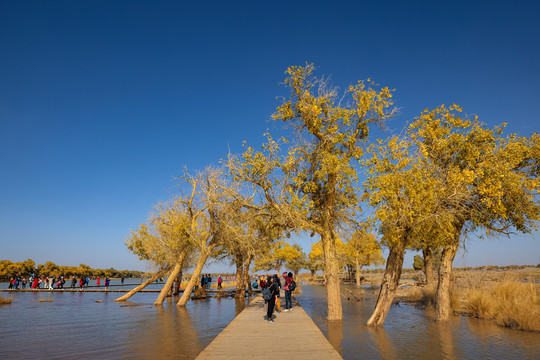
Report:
154,263,182,305
322,231,343,321
355,258,362,287
173,270,182,296
435,241,459,321
177,248,210,307
234,253,244,299
310,270,316,280
367,240,406,327
244,255,253,295
422,247,434,286
114,271,163,302
154,251,188,305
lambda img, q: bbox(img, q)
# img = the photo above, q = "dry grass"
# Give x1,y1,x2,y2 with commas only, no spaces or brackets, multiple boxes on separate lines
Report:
407,285,438,308
400,267,540,331
0,296,12,305
459,281,540,332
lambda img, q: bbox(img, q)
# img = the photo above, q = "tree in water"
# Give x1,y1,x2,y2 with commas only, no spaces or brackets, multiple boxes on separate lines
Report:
343,231,384,287
363,131,451,326
306,242,324,280
408,105,540,321
176,167,244,306
364,104,540,325
229,64,395,320
119,198,194,303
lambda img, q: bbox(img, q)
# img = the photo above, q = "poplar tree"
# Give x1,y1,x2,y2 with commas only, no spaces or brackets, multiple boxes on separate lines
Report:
364,105,540,325
230,64,395,320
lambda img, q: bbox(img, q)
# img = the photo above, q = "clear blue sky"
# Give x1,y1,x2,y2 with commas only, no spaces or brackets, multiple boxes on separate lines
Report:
1,1,538,272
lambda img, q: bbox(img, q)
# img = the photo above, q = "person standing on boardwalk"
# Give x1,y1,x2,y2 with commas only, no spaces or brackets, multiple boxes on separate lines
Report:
105,277,110,290
201,274,207,290
217,275,222,289
97,276,100,287
265,276,279,323
283,272,294,311
273,274,281,312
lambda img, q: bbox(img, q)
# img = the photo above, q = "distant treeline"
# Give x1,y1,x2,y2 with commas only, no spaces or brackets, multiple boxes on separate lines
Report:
0,259,144,281
363,264,540,273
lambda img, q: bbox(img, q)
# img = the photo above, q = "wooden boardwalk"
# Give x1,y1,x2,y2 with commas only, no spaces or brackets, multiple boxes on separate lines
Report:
0,288,257,294
196,294,343,360
0,288,162,293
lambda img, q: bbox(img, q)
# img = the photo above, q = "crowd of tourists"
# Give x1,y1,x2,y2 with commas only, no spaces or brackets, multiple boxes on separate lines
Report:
6,275,112,290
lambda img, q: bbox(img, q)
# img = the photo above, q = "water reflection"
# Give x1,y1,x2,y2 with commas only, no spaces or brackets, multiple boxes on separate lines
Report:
235,296,248,315
437,321,457,360
0,291,242,359
327,320,343,353
297,284,540,360
368,327,399,360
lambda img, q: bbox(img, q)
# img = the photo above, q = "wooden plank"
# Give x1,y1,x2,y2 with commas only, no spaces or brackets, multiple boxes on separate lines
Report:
196,295,343,360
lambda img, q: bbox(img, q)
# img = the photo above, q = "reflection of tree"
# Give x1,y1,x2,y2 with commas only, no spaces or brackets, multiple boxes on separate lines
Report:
368,327,398,360
327,320,343,354
437,321,457,360
131,302,200,359
235,297,247,315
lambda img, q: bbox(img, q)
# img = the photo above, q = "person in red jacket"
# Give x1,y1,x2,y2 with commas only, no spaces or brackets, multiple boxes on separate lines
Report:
282,272,294,311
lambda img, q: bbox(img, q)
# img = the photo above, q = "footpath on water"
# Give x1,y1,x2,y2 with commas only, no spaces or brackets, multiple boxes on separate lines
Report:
196,293,342,360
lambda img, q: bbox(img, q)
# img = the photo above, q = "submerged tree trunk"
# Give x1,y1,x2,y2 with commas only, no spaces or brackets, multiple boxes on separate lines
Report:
177,247,211,307
422,247,434,286
435,242,459,321
114,271,163,302
322,231,343,321
154,263,181,305
154,251,188,305
367,240,406,327
435,221,463,321
355,258,363,287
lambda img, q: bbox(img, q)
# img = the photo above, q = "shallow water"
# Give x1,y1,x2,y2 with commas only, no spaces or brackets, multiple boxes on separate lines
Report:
2,282,539,359
297,284,540,360
0,284,248,360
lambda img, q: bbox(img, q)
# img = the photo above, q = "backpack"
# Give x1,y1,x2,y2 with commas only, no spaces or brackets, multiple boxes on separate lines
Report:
262,287,272,301
288,280,297,292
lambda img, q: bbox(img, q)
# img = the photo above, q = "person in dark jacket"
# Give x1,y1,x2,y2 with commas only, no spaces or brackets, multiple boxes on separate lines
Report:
266,277,279,323
273,274,281,312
